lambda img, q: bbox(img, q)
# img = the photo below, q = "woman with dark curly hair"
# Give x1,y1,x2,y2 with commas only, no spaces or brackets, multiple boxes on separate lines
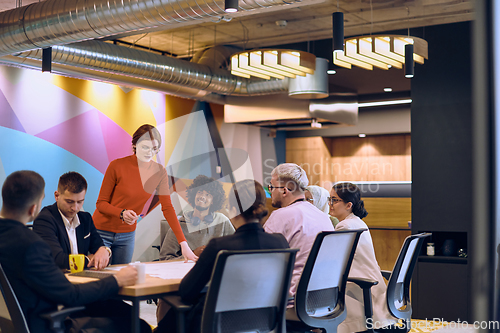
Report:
159,175,234,261
329,182,396,333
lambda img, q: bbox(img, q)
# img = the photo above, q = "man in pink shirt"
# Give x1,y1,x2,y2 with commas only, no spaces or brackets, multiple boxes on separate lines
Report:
263,163,334,309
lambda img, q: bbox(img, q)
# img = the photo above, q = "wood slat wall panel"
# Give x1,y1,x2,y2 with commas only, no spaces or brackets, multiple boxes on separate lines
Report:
363,198,412,229
286,134,411,187
371,229,411,271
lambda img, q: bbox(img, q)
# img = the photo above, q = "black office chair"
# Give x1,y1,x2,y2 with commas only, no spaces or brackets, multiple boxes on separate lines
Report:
348,232,432,333
0,263,84,333
163,248,298,333
287,229,366,333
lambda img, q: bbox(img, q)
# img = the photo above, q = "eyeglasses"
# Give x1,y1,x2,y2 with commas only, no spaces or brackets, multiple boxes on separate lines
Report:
140,145,160,154
328,197,344,205
267,184,288,192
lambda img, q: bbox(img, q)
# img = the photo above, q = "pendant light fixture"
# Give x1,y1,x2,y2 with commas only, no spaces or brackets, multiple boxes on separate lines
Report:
230,49,316,80
333,35,427,71
224,0,238,13
332,12,344,55
405,43,414,78
42,47,52,73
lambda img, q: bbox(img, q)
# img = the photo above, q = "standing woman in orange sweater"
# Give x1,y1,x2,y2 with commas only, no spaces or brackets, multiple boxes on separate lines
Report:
93,124,197,264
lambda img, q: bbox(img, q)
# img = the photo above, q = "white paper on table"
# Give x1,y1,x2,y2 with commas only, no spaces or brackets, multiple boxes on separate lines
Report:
106,261,195,280
146,261,195,279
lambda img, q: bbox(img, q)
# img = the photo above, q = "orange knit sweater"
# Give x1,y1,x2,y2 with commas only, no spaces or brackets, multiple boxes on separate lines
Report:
93,155,186,243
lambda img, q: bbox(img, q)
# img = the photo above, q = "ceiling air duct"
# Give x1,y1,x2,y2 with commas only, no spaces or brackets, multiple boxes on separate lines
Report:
288,57,329,99
224,93,358,129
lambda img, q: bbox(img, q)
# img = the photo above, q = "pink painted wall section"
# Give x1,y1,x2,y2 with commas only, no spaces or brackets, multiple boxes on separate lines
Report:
98,112,133,163
35,109,110,174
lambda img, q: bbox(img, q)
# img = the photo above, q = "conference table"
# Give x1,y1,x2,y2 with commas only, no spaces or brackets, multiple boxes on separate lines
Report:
67,261,195,333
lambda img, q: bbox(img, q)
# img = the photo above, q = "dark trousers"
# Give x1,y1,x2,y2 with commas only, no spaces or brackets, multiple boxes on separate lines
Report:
155,296,205,333
65,299,152,333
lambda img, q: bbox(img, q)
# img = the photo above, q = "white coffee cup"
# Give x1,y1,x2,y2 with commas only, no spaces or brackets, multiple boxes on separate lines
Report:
130,262,146,284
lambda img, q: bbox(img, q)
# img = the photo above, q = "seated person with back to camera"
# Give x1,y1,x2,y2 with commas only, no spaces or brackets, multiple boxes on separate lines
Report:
155,179,289,333
0,170,151,333
159,175,234,261
34,171,111,271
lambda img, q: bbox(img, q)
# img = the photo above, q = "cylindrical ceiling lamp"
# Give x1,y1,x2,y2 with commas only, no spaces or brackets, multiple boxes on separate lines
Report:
288,57,329,99
405,43,414,78
225,0,238,13
332,12,344,54
42,47,52,72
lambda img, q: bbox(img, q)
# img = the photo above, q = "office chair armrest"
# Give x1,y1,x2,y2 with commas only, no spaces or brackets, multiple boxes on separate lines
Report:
348,278,378,331
381,270,391,280
162,295,193,333
162,295,193,312
348,277,378,290
40,306,85,332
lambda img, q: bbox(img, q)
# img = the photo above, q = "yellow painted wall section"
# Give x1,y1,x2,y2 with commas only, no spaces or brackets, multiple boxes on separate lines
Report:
50,75,157,134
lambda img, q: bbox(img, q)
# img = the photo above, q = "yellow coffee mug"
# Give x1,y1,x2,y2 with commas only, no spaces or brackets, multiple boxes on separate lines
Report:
69,254,85,273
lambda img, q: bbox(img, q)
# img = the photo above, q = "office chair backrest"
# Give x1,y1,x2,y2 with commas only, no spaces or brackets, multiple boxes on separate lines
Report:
295,229,365,329
0,263,30,333
201,249,297,333
386,232,431,321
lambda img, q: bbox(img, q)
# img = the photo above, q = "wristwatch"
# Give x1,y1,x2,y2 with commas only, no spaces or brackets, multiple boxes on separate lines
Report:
120,209,126,221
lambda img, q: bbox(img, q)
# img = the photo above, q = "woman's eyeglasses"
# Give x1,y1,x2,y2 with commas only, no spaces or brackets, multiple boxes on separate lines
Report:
140,145,160,155
328,197,343,205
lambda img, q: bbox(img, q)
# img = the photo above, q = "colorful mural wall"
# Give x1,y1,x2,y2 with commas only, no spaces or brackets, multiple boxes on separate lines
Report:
0,65,279,261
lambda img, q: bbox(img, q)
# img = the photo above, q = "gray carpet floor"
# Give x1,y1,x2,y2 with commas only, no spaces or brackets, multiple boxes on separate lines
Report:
140,301,158,328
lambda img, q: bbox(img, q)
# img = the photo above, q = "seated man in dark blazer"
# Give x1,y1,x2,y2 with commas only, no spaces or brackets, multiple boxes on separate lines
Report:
34,171,111,270
0,170,151,333
155,179,289,333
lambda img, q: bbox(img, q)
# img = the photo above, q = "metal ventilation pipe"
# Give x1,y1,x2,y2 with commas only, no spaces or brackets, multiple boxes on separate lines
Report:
6,40,288,97
0,54,227,103
0,0,303,57
191,45,242,69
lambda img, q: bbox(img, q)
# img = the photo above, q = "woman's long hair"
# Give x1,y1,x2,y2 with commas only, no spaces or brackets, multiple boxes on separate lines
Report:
332,182,368,219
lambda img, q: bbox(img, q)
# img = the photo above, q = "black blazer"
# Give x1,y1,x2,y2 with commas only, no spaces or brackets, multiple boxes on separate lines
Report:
33,203,104,270
178,222,289,304
0,218,118,333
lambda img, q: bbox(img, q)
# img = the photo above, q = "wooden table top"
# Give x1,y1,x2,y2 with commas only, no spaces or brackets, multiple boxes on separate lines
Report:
67,261,194,297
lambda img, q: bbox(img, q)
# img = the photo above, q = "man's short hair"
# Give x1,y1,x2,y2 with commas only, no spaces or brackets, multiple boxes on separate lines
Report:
186,175,226,213
2,170,45,214
58,172,87,194
271,163,309,192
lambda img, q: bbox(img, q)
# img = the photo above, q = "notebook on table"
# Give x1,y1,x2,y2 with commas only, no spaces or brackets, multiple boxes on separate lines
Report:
68,270,116,279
